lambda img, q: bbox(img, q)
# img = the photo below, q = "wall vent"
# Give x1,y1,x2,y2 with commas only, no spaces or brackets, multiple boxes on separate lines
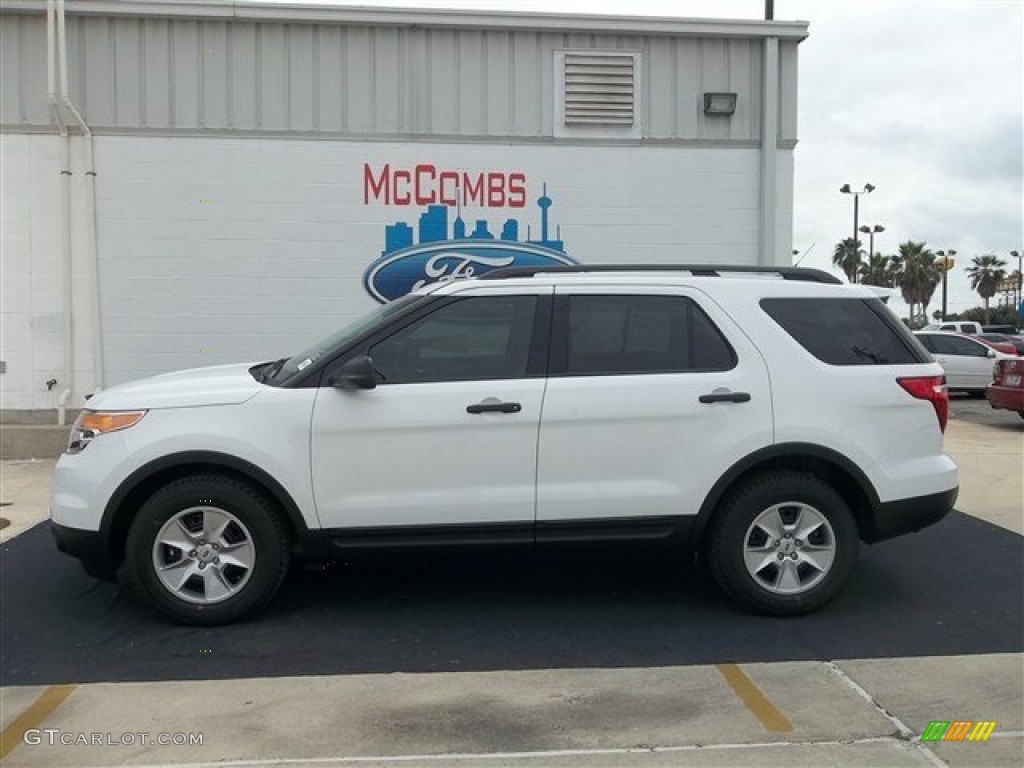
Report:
563,53,636,126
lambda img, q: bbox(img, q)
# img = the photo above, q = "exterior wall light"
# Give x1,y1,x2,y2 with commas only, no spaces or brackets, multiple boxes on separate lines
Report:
703,92,737,115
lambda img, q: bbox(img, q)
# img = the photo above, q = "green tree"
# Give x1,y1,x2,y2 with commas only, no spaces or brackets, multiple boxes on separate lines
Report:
832,238,863,283
960,305,1021,329
891,242,940,327
964,254,1007,325
859,253,895,287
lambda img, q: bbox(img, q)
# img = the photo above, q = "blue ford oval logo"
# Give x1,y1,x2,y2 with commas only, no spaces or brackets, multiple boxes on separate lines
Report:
364,242,576,303
363,193,576,303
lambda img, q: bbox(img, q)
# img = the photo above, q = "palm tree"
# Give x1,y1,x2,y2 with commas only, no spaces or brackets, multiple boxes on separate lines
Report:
891,241,940,327
965,254,1007,325
832,238,863,283
859,253,895,287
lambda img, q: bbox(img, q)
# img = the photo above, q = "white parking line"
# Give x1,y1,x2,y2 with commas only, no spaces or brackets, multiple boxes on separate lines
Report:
88,735,924,768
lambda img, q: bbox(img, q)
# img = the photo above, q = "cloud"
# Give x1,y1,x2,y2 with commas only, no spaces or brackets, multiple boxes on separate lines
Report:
786,0,1022,317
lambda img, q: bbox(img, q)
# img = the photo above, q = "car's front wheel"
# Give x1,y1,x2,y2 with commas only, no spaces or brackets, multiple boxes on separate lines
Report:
123,474,290,625
706,471,859,615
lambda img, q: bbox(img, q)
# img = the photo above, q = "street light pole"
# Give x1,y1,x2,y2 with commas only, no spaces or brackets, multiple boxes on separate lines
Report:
1012,250,1022,312
858,224,884,262
840,183,875,283
937,249,956,321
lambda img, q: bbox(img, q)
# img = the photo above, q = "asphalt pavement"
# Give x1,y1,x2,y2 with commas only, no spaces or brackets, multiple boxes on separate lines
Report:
2,506,1021,687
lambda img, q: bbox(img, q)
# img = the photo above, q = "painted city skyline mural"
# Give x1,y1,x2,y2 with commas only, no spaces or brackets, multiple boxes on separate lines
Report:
361,163,575,302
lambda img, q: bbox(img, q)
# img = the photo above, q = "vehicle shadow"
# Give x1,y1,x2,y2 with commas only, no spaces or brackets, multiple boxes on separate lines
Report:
2,511,1021,686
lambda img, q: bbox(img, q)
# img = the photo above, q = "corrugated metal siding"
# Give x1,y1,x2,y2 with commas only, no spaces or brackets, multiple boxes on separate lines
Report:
2,13,799,144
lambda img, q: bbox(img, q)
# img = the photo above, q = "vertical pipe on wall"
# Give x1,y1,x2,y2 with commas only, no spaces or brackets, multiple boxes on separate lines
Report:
46,1,56,100
57,0,103,394
48,0,74,424
759,36,779,266
58,136,73,426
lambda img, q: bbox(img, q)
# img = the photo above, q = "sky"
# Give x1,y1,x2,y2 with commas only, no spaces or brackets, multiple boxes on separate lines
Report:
281,0,1024,319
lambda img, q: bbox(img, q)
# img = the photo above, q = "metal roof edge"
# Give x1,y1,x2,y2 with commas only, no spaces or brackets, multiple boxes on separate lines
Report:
0,1,809,40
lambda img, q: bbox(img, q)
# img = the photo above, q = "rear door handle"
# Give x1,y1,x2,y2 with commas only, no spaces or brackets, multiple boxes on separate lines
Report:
467,401,522,414
699,390,751,404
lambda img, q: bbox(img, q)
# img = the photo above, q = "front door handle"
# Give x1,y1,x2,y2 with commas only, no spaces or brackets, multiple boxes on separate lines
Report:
699,390,751,404
467,400,522,414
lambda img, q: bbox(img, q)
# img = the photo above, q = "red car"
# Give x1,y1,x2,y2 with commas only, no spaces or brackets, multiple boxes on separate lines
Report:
970,335,1019,356
976,333,1024,355
986,358,1024,419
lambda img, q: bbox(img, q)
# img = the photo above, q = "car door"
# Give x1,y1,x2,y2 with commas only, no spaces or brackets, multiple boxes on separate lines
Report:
535,286,773,534
310,287,550,531
922,334,994,390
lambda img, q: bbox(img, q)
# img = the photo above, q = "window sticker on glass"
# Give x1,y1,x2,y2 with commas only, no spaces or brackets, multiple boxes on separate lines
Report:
296,358,313,371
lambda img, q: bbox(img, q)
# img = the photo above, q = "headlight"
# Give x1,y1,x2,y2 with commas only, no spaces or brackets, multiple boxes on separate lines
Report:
67,410,147,453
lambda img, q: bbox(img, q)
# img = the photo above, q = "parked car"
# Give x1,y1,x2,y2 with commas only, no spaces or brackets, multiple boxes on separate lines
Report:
986,358,1024,419
971,335,1019,356
975,333,1024,356
914,331,1014,394
982,324,1021,335
923,321,983,335
51,265,958,625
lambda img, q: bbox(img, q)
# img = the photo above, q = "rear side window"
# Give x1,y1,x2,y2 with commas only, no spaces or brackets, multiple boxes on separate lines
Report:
761,298,927,366
558,294,735,375
919,334,989,357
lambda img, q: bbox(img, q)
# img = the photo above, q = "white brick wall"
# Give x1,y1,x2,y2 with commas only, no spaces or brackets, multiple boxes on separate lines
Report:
3,134,793,406
1,133,98,412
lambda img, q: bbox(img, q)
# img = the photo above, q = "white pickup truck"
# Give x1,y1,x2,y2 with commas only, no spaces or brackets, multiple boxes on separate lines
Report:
923,321,983,334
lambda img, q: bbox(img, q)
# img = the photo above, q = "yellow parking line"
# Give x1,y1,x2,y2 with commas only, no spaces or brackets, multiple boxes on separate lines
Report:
717,664,793,733
0,684,77,759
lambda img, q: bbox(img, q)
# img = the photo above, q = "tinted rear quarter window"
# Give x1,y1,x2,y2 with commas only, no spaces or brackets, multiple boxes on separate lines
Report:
761,298,927,366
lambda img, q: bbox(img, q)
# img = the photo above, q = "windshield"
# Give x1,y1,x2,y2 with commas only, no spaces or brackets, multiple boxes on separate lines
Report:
266,294,423,384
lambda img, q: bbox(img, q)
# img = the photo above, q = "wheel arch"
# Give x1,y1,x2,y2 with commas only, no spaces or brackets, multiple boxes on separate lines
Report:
690,443,881,548
101,451,316,574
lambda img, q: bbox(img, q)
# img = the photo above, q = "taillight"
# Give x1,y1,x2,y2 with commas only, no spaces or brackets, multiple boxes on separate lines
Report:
898,375,949,433
993,358,1023,385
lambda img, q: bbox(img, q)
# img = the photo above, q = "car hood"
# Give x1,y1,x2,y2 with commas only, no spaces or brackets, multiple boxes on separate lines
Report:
85,363,266,411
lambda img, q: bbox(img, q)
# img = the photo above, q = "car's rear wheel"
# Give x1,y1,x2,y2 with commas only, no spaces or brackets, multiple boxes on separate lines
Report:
123,474,290,625
707,471,859,615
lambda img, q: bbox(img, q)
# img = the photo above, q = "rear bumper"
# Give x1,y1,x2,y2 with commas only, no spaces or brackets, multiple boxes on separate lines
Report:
51,522,116,581
986,385,1024,413
866,486,958,543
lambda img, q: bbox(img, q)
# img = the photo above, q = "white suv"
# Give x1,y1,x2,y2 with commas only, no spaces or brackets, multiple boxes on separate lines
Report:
51,266,958,624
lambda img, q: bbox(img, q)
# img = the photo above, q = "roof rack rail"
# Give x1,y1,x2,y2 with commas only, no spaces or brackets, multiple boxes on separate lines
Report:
479,264,843,285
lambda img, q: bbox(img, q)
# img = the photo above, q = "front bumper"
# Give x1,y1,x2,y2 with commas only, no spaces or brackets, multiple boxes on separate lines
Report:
51,522,117,581
866,486,959,543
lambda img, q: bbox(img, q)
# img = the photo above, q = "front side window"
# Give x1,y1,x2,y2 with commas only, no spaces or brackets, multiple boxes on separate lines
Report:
369,296,537,384
928,334,989,357
559,294,735,376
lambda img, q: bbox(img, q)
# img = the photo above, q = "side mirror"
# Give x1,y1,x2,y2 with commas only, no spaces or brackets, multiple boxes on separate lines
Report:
987,349,996,359
330,355,377,390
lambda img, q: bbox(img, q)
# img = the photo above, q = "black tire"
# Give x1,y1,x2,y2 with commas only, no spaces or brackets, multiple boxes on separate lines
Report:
123,474,290,625
706,471,859,616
